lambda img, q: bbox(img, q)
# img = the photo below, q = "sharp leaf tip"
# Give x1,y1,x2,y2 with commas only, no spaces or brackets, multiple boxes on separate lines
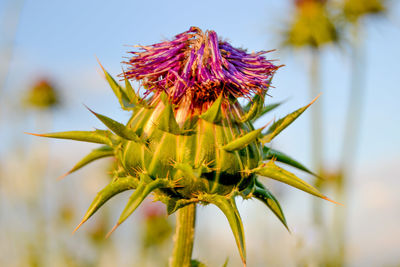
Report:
72,220,86,234
323,196,343,206
106,223,120,239
310,93,322,105
24,132,44,137
57,172,70,181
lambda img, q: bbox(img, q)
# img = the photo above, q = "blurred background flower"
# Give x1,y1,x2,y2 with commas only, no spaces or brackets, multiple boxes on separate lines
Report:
284,0,338,48
342,0,385,22
23,78,60,110
1,0,399,266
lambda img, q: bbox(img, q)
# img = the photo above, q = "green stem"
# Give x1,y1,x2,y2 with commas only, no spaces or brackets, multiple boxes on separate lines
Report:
170,204,196,267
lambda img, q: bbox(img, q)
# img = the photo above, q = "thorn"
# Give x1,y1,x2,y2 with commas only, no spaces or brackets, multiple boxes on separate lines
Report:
169,158,177,167
323,196,343,206
72,219,87,234
57,171,70,181
173,177,184,184
308,93,322,106
204,159,215,167
260,118,274,131
83,104,95,114
24,132,45,137
105,223,120,239
121,68,131,83
286,227,292,235
96,56,105,72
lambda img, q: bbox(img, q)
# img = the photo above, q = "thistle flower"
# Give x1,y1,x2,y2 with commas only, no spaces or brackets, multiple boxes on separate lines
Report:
284,0,338,48
30,27,337,266
125,27,278,113
24,78,60,109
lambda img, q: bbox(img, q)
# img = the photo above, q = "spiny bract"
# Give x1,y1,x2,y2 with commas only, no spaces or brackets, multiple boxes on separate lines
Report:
31,27,335,265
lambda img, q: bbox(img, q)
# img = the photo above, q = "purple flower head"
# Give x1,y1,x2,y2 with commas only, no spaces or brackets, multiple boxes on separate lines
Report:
124,27,279,110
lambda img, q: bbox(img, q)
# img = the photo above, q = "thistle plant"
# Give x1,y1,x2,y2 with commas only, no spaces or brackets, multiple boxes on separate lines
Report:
30,27,337,266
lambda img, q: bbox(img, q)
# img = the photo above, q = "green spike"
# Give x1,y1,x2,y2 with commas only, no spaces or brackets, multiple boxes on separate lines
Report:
123,76,142,106
263,146,317,176
222,128,264,152
157,100,181,135
160,91,169,105
87,107,140,141
114,178,172,228
166,198,178,215
26,130,113,146
237,94,264,123
253,161,338,204
190,259,208,267
62,146,114,178
253,187,289,232
174,163,198,180
252,100,284,122
73,176,138,233
261,95,319,144
242,90,265,112
199,94,224,123
182,115,198,132
98,62,135,110
200,194,246,265
167,198,198,215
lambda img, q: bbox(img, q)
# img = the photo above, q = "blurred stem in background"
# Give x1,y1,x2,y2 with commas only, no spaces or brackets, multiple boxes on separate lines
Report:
333,20,365,267
24,95,54,266
28,111,53,267
332,0,386,264
0,1,25,266
282,0,339,229
309,48,324,225
281,0,343,265
340,7,364,181
0,0,25,96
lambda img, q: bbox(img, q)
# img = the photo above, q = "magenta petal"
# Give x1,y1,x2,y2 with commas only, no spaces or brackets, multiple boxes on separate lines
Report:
124,27,279,107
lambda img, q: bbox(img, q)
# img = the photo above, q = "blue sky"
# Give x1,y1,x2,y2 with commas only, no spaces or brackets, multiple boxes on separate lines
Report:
1,1,400,265
1,0,400,168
